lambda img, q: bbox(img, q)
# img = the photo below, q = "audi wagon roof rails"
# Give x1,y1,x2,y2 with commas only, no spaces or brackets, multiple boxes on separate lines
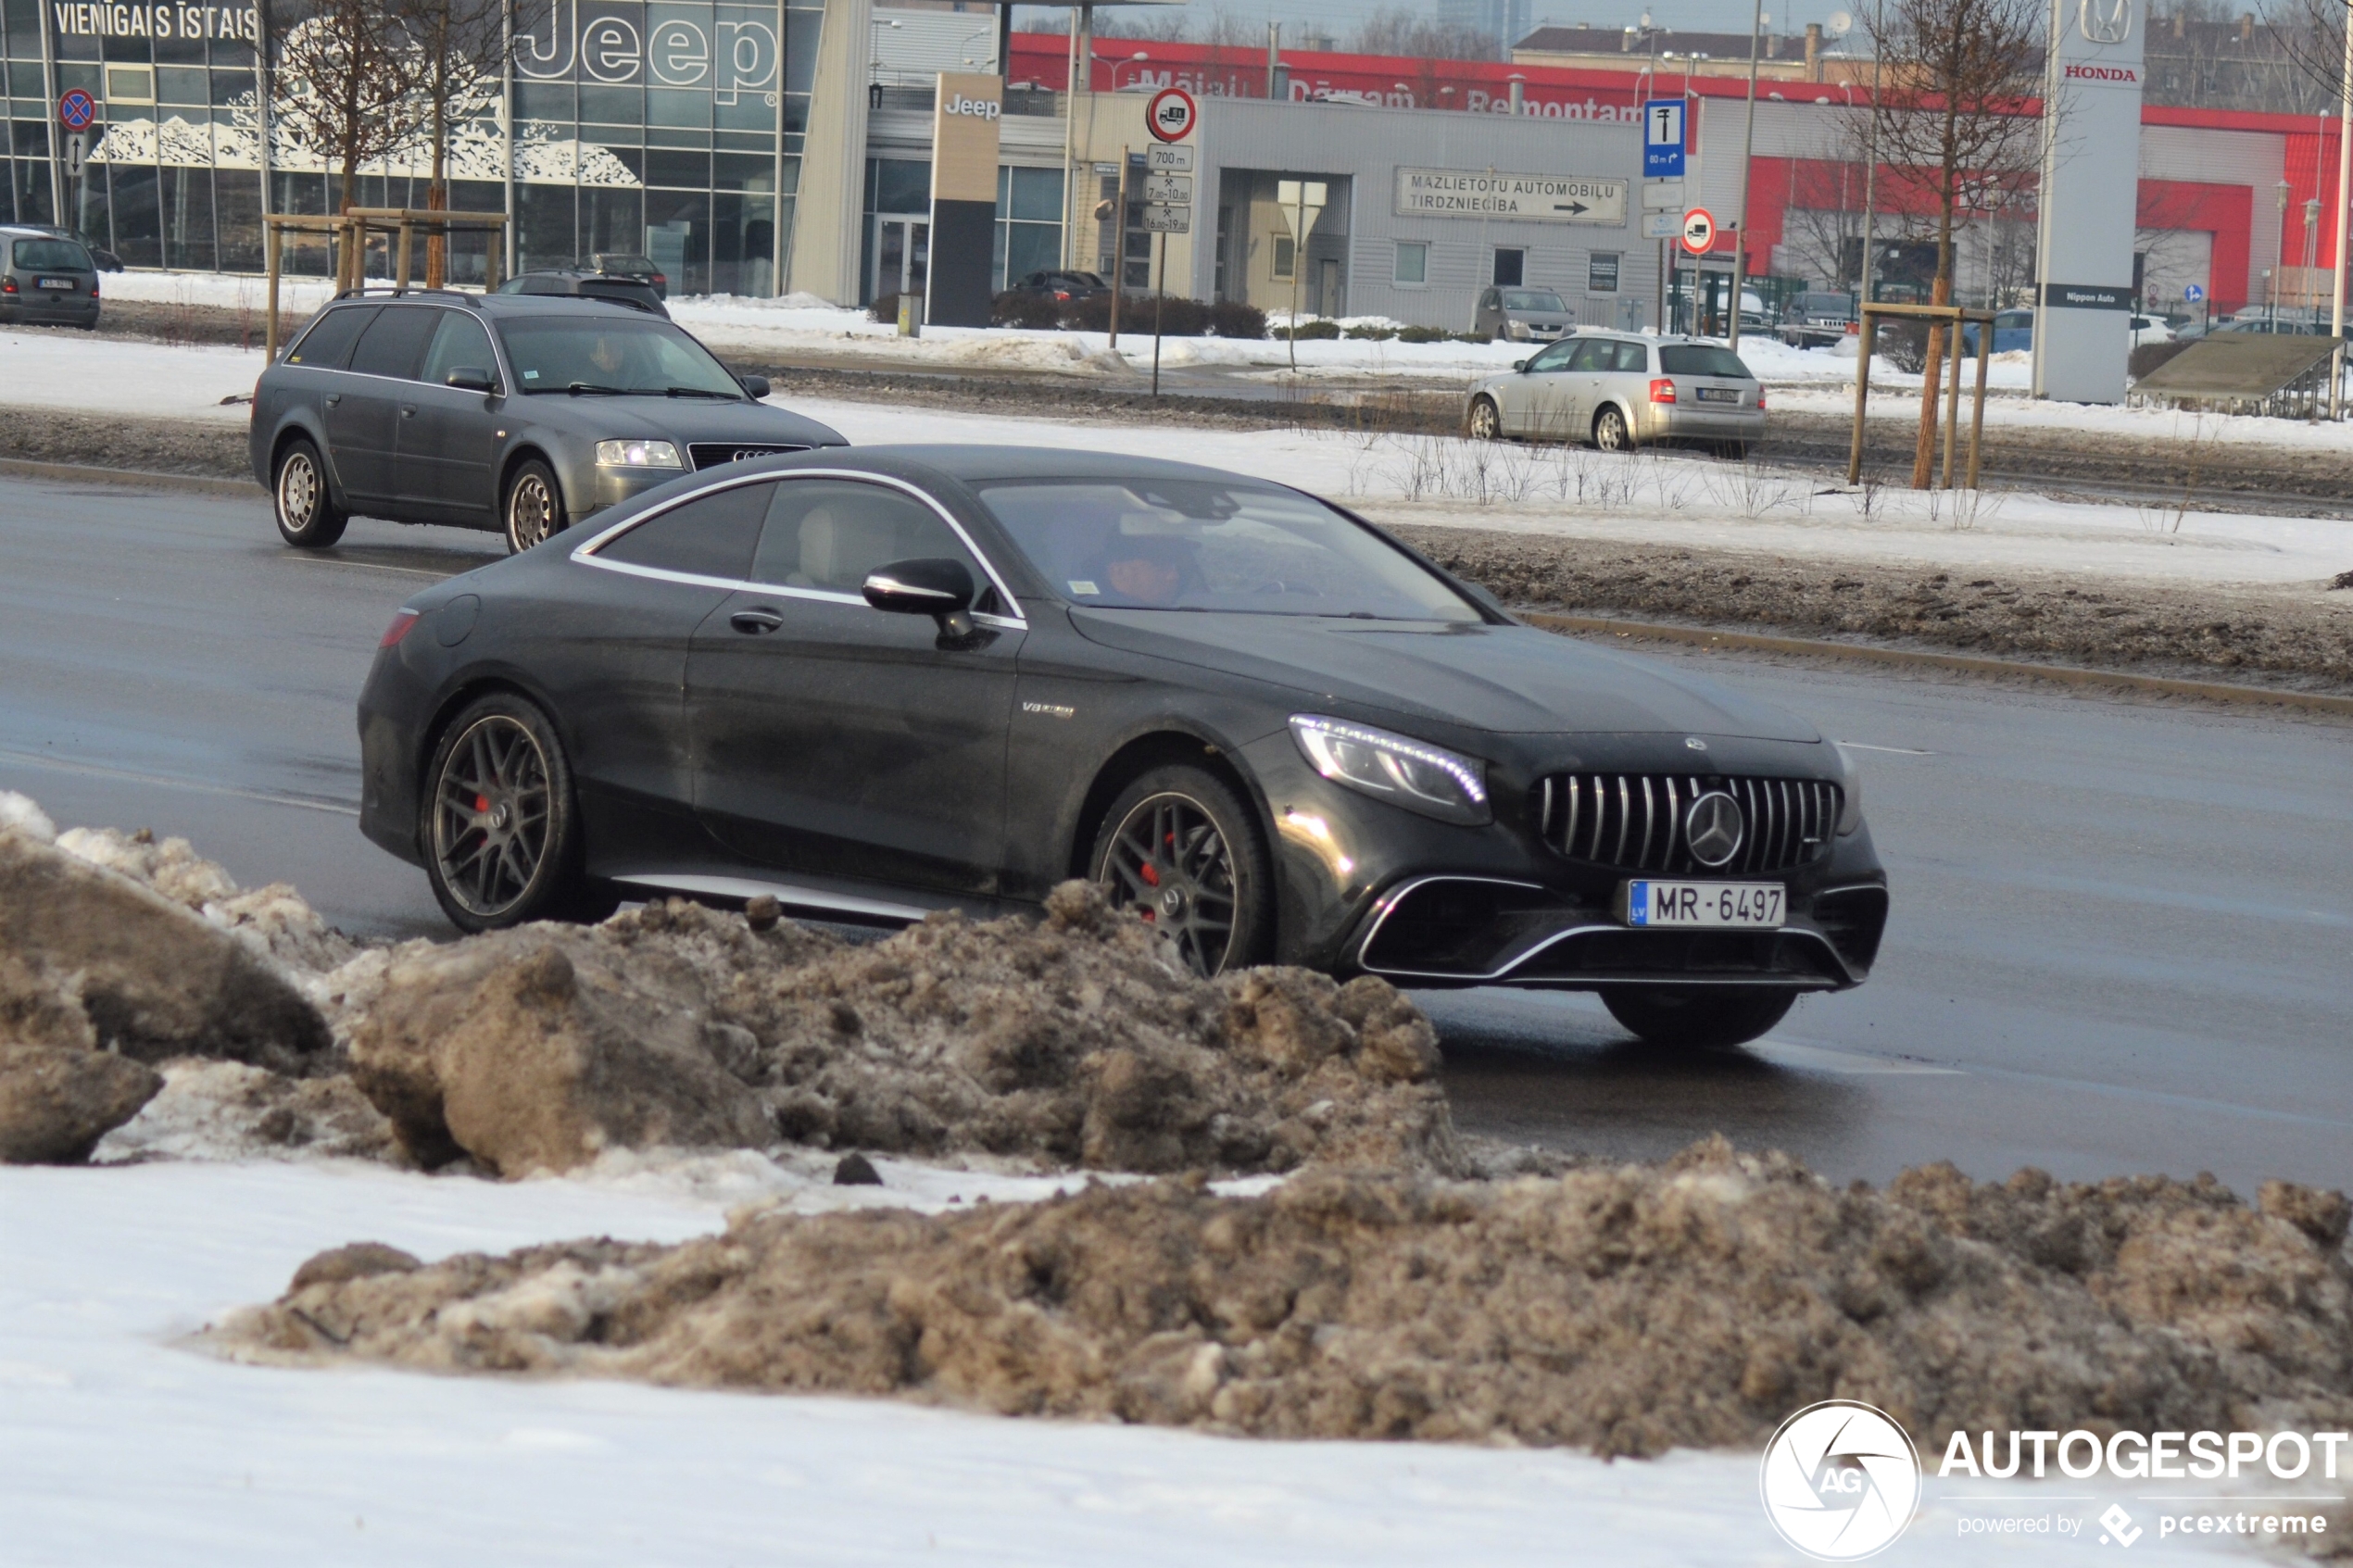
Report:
330,285,482,302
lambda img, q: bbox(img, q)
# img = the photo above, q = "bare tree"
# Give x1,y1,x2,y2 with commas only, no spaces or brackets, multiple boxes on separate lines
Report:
1347,6,1499,60
272,0,426,216
1866,0,2043,485
394,0,508,284
1776,109,1877,290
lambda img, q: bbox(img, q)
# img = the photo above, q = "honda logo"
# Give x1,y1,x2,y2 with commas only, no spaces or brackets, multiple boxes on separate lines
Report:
2079,0,2132,45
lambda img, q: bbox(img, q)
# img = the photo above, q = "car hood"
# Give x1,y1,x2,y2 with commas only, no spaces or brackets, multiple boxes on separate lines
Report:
1068,610,1821,742
518,395,846,447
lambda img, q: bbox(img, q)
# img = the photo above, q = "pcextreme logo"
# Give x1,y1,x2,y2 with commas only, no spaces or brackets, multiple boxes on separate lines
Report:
1760,1401,1923,1560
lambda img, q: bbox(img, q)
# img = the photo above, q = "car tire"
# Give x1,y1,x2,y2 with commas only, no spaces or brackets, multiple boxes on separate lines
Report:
1593,405,1634,452
503,458,565,555
1600,985,1796,1049
1466,396,1504,441
272,437,348,548
1088,763,1272,979
421,692,594,933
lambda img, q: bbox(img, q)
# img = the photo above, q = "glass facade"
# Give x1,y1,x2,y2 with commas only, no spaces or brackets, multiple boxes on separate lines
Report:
3,0,817,291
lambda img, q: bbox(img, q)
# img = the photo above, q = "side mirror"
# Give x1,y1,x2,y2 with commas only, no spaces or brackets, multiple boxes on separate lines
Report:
446,365,497,393
1513,358,1529,372
863,557,977,643
738,373,770,399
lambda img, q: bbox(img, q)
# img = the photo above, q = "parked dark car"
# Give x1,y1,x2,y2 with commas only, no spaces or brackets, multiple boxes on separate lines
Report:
250,290,844,553
496,269,668,318
19,222,124,271
355,446,1888,1048
1780,291,1856,348
0,227,101,328
1006,269,1109,306
588,252,668,298
1473,286,1575,343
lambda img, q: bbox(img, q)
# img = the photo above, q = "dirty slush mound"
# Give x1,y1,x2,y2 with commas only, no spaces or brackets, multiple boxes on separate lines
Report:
350,884,1458,1178
219,1139,2353,1457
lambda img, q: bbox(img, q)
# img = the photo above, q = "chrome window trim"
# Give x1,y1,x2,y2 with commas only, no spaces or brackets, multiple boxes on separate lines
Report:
572,466,1029,630
298,301,517,393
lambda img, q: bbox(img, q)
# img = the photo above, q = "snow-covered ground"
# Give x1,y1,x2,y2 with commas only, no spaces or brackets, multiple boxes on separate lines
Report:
92,267,2020,388
0,1154,2266,1566
6,329,2349,586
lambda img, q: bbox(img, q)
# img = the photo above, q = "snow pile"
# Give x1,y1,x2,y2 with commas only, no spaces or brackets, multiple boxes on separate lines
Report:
4,797,1453,1181
214,1135,2353,1458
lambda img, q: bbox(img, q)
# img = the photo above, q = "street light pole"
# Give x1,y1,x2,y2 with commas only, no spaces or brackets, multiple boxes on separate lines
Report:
1731,0,1765,351
2333,8,2352,414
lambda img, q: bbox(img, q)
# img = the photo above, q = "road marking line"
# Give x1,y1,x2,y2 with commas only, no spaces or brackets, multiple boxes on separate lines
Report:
0,746,359,817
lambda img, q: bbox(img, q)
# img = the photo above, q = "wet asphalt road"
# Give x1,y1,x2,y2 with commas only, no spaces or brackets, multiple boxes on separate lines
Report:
5,473,2349,1197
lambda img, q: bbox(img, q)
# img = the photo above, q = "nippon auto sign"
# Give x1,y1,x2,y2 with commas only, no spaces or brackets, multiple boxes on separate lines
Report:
2065,63,2140,81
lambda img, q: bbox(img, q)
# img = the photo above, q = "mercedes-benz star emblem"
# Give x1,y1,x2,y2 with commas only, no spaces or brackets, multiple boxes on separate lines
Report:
1685,791,1745,867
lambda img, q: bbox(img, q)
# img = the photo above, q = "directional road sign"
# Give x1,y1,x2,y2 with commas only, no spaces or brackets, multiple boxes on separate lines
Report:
2183,282,2205,303
57,88,96,131
1147,86,1197,143
1643,97,1686,179
1680,207,1717,255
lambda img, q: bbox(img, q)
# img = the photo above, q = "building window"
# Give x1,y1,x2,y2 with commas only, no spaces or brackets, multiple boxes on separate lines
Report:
1273,235,1296,280
1394,241,1428,286
994,165,1065,292
1588,252,1620,294
1492,248,1525,287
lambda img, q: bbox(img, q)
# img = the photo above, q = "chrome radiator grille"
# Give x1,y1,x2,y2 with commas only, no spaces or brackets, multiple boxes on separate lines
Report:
688,442,810,470
1535,773,1841,875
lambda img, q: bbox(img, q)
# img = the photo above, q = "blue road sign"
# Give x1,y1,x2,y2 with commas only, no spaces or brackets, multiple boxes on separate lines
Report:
1643,98,1687,179
2183,282,2205,303
57,88,95,131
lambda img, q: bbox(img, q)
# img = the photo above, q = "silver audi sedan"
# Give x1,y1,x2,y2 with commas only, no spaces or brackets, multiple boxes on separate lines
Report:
1465,332,1766,457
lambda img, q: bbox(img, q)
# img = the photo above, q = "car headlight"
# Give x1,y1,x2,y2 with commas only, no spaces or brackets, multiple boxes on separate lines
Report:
1506,320,1532,340
1832,743,1865,834
1290,714,1490,826
595,439,683,468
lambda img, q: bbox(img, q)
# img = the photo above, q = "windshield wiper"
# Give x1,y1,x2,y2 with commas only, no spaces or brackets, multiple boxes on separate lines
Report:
565,382,628,395
661,385,739,399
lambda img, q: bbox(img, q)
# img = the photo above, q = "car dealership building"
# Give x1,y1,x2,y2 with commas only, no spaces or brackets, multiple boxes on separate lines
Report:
0,0,2342,329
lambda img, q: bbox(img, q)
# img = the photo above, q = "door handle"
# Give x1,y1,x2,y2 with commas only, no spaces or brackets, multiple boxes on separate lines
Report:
324,394,341,406
399,404,416,418
729,608,784,635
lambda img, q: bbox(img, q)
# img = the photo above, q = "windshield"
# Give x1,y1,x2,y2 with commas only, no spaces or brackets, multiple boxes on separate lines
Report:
13,238,90,270
978,479,1481,622
495,316,742,396
1500,290,1565,312
1659,345,1755,379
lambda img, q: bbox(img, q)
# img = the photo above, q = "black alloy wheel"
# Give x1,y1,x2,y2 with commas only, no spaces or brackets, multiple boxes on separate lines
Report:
1090,765,1271,979
1600,985,1796,1049
422,694,594,931
1593,405,1634,452
1466,396,1503,441
504,458,565,555
273,438,348,548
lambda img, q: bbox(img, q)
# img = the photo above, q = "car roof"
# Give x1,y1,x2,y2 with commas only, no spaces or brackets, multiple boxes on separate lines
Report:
321,288,655,319
745,445,1296,489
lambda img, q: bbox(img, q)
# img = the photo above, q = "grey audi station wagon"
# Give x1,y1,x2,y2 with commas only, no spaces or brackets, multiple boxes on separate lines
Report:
249,289,846,552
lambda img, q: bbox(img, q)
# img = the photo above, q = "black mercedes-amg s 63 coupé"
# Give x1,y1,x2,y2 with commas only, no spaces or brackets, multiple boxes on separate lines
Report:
356,446,1889,1047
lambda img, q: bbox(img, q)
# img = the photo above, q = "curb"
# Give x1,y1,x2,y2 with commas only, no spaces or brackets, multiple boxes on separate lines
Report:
1517,610,2353,720
0,458,258,497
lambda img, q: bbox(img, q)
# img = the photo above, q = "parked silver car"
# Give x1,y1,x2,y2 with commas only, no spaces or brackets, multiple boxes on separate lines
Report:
1472,286,1576,343
1464,332,1766,455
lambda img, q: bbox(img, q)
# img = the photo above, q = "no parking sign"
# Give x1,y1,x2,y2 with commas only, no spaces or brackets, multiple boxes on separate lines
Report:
57,89,95,131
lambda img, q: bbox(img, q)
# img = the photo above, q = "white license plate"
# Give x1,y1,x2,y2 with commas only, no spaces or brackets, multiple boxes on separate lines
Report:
1694,386,1741,404
1621,880,1784,928
36,276,76,291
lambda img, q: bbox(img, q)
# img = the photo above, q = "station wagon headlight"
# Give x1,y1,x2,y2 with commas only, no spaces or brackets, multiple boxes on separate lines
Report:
1290,714,1490,826
595,439,683,468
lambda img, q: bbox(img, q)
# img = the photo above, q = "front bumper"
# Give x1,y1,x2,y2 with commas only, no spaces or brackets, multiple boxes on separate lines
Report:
1242,729,1888,991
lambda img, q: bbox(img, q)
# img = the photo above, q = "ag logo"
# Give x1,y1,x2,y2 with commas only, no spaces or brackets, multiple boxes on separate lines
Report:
2079,0,2132,44
1759,1401,1920,1561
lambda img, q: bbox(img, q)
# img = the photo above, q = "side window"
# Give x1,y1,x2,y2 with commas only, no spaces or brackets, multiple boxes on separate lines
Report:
1526,339,1579,373
284,306,375,368
1478,289,1498,310
1611,340,1651,373
752,479,992,608
346,305,440,381
418,311,497,387
1566,338,1616,372
594,481,772,581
